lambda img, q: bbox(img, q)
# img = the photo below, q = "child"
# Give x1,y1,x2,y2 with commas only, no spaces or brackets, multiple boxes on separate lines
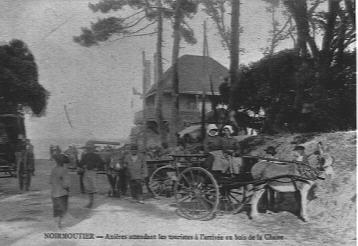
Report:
50,153,71,228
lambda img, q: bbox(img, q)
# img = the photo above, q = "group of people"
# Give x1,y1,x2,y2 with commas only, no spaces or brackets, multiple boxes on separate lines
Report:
203,124,243,175
49,142,150,228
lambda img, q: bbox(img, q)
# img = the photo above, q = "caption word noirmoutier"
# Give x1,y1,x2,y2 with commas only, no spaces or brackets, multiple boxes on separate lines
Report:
44,233,284,241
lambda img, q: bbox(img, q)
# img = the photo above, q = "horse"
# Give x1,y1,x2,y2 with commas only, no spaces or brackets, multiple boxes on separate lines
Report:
249,143,334,222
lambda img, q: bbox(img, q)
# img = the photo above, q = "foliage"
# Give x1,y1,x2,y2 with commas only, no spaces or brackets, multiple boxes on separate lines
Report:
221,0,356,133
261,0,296,55
0,40,49,116
201,0,244,53
225,48,355,133
73,0,198,47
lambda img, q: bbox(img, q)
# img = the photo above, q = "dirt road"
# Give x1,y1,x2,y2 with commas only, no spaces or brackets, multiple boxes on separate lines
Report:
0,160,354,246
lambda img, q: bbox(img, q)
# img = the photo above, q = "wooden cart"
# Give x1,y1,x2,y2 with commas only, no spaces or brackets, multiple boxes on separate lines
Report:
149,154,319,220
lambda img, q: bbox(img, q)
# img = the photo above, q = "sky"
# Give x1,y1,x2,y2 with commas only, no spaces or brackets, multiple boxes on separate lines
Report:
0,0,294,143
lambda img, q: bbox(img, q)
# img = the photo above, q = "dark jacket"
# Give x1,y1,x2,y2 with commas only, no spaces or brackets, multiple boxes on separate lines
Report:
204,136,222,153
124,153,148,180
221,136,241,155
80,152,104,170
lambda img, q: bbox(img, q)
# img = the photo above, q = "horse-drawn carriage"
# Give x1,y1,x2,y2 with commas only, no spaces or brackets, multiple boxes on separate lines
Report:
0,113,26,178
149,150,328,221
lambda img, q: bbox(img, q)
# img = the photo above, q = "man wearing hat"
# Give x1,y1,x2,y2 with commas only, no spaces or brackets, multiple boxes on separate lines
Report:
50,151,71,228
79,142,104,208
264,146,277,158
123,144,147,204
293,145,309,164
15,138,30,191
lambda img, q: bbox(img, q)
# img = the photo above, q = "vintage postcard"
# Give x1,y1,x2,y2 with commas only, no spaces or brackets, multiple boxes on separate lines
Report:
0,0,356,245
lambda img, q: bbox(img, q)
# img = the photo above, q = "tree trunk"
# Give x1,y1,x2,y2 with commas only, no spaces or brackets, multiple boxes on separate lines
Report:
283,0,319,111
168,0,183,147
154,0,166,144
344,0,355,29
229,0,240,107
319,0,340,87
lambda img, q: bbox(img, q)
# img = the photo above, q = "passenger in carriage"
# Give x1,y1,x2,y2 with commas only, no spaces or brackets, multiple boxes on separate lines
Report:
220,125,242,174
203,124,243,174
203,124,221,152
202,124,221,170
221,125,240,155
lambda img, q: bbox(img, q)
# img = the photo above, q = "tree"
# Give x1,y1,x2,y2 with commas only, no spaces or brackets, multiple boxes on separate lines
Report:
228,0,240,107
283,0,355,109
201,1,245,110
0,40,49,116
155,0,165,144
74,0,166,145
201,0,245,53
201,0,231,50
168,0,198,146
262,0,296,55
229,47,355,133
74,0,198,146
224,0,356,133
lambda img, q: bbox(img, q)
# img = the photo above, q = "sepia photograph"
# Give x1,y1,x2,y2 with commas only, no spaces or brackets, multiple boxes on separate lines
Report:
0,0,356,245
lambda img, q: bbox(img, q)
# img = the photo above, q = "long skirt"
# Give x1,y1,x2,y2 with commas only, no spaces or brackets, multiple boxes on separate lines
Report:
210,151,230,172
84,170,96,193
210,151,242,174
52,195,68,217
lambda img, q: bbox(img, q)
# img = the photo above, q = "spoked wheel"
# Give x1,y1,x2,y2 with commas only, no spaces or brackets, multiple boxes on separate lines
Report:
174,167,219,220
220,185,248,213
149,165,177,197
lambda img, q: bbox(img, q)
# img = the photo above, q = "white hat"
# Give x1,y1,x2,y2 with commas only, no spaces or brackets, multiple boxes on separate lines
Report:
223,125,234,134
207,124,218,136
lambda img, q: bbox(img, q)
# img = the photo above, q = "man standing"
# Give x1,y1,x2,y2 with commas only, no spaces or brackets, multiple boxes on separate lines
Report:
108,150,124,197
26,139,35,176
15,138,31,191
50,153,71,228
293,145,309,163
124,145,147,204
79,142,104,208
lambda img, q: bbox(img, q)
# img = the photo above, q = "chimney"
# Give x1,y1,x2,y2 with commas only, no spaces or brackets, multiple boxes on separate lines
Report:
142,51,151,95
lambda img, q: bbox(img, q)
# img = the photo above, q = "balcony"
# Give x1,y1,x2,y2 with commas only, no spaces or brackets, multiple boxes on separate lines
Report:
140,106,201,123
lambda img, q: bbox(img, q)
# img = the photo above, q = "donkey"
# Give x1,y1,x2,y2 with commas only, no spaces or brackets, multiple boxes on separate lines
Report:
249,143,334,222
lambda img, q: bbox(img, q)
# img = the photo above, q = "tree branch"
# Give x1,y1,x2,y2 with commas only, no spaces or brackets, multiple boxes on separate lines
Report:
128,20,156,35
105,31,158,44
125,15,147,29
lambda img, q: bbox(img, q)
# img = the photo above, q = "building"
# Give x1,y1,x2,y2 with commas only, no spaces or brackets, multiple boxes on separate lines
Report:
131,54,228,146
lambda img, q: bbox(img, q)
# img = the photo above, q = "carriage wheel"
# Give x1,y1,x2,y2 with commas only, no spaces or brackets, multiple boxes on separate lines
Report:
149,165,177,197
174,167,219,220
220,185,248,213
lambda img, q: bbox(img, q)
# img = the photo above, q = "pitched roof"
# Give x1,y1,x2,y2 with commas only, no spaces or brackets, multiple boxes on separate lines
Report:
146,55,228,96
